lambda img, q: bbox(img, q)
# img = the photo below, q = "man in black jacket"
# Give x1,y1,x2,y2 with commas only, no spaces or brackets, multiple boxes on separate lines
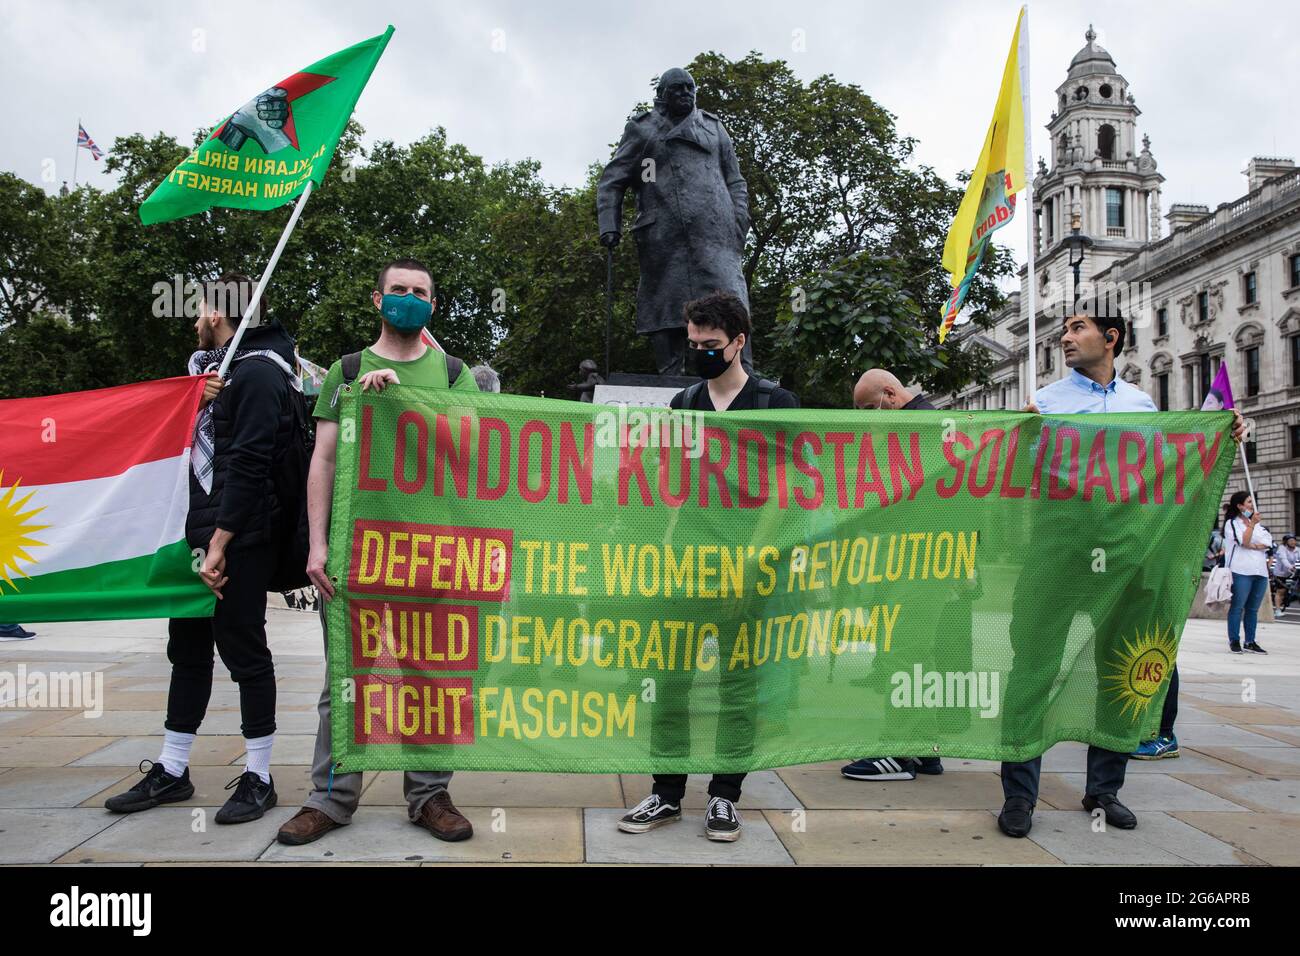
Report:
106,274,302,824
838,369,953,781
619,292,798,844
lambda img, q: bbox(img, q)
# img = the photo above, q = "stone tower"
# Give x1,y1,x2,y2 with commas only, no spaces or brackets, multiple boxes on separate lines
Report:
1031,26,1166,301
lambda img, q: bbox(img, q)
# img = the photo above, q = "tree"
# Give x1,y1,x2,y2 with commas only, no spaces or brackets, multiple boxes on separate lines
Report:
489,169,651,397
681,52,1012,402
770,254,930,408
0,52,1012,405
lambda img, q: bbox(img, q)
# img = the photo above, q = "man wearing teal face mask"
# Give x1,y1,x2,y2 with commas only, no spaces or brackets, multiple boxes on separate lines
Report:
277,258,479,848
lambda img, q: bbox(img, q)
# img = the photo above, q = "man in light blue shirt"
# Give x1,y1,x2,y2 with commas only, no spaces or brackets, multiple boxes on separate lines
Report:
1000,300,1243,839
1032,364,1157,414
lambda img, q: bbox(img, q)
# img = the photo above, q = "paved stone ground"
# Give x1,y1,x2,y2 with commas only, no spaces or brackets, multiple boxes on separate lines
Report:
0,608,1296,866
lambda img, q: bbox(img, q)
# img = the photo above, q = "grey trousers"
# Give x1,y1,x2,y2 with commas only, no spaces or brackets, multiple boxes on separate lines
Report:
303,608,452,824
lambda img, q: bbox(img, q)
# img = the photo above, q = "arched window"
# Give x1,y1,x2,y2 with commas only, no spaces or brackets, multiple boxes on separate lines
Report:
1098,124,1116,160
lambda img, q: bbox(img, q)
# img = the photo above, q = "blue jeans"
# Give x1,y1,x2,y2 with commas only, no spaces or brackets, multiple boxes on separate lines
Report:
1227,573,1268,646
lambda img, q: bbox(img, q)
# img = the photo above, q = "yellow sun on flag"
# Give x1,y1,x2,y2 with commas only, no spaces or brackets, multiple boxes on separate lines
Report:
0,469,49,594
1102,622,1179,723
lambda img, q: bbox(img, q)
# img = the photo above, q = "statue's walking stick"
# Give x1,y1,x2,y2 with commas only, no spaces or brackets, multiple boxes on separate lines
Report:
604,245,614,379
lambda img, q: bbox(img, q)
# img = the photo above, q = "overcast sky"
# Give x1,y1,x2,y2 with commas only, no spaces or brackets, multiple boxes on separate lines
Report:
2,0,1293,281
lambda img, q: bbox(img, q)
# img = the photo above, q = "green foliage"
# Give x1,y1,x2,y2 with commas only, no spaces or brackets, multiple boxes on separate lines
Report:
489,169,651,397
0,53,1011,404
773,254,930,408
685,51,1012,405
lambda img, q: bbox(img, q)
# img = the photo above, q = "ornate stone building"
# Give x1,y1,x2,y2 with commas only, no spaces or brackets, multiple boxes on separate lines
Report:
937,27,1300,528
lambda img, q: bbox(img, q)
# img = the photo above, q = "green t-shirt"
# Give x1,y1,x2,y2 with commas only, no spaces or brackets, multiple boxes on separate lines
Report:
312,346,478,422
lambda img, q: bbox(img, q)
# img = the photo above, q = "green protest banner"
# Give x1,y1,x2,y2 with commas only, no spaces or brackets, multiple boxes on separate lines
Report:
325,387,1233,773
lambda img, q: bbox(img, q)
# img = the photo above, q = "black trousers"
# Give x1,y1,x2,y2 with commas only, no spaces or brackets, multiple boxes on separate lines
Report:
649,640,758,804
999,552,1145,804
654,772,746,804
165,542,277,739
1159,665,1179,738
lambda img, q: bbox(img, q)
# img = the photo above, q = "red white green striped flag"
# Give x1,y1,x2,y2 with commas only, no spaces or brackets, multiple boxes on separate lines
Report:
0,377,215,622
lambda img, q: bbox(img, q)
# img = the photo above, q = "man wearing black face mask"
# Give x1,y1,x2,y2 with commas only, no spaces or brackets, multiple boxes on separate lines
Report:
619,291,797,843
668,292,797,413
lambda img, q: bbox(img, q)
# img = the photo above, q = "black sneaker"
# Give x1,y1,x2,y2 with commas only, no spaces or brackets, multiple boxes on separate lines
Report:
1244,642,1268,654
618,794,681,833
841,756,919,781
704,796,742,842
1230,642,1243,653
215,771,277,824
104,760,195,813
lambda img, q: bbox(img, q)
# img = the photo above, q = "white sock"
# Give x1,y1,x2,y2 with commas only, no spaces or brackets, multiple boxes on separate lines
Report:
244,733,275,784
158,730,195,778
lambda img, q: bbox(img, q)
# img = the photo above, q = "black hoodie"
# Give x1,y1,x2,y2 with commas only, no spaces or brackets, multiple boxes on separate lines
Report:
186,321,298,551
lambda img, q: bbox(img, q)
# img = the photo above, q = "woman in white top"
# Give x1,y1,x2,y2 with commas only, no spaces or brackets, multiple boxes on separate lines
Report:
1224,492,1271,653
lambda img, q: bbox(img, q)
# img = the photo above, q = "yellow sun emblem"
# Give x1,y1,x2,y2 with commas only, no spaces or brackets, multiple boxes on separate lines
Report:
1102,622,1179,722
0,469,49,594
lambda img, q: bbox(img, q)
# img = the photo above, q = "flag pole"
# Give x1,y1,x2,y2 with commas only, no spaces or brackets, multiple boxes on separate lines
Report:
216,179,314,378
73,118,80,186
1019,5,1036,407
1240,442,1258,502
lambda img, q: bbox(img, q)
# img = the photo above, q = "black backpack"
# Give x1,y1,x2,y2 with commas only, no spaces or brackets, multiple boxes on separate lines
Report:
682,377,779,410
241,356,313,591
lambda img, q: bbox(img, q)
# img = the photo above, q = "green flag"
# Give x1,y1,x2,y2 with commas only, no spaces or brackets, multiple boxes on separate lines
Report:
140,26,393,225
324,387,1233,773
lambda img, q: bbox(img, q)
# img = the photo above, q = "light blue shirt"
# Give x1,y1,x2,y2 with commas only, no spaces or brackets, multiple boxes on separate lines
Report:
1034,368,1157,414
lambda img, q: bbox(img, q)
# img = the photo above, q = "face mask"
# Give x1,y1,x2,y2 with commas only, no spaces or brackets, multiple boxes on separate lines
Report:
690,338,737,380
1241,510,1253,520
381,293,432,331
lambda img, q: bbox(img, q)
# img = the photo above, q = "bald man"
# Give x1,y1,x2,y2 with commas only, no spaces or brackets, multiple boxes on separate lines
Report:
852,369,934,411
842,368,951,781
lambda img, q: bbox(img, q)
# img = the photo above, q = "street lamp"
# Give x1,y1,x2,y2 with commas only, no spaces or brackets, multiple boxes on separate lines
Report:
1064,202,1093,308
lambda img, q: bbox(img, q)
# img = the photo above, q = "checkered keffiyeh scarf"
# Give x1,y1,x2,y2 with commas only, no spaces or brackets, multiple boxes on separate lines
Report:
187,346,301,494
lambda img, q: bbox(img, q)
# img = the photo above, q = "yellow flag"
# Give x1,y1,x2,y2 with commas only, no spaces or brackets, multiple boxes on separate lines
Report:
938,8,1027,343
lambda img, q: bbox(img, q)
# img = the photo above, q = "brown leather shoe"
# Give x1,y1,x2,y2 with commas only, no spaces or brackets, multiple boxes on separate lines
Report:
413,790,473,842
276,807,342,846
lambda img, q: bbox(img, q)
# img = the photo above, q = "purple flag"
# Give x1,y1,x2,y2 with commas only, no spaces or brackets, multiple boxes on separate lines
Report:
1202,364,1235,411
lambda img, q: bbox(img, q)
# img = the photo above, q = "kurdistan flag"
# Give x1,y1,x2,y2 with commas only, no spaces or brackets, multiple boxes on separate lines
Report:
139,26,394,225
937,8,1027,343
0,377,214,622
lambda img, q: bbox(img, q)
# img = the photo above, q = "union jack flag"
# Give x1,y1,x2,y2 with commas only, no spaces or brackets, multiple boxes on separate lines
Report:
77,123,103,161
